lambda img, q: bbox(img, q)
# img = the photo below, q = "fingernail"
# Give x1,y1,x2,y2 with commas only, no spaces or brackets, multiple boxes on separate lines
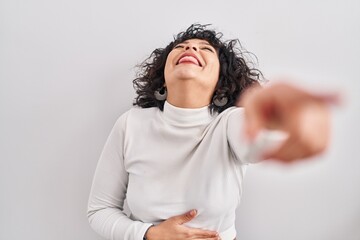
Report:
190,209,197,216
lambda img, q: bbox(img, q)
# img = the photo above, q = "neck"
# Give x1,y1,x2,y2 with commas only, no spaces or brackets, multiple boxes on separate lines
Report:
166,84,213,108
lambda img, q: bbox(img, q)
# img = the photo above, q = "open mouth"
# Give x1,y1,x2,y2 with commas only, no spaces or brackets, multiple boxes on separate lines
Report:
177,54,202,67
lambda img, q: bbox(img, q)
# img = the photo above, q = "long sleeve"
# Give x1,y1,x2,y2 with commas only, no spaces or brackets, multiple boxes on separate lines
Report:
87,112,153,240
226,108,287,164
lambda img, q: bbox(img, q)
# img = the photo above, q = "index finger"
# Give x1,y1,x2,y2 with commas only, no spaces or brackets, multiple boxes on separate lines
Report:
187,227,219,238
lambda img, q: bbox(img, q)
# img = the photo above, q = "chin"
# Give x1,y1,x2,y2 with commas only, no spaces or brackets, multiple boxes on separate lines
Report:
173,67,201,80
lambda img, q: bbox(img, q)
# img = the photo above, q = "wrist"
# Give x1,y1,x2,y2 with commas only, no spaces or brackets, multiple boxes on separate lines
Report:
144,225,155,240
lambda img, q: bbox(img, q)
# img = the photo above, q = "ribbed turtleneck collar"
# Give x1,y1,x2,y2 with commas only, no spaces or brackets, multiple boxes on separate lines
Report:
161,101,215,126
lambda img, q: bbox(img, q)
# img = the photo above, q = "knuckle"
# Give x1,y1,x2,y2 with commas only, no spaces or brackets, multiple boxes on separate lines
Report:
184,230,192,237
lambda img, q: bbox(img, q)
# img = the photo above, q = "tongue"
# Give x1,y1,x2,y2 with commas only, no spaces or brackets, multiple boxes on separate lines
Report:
178,56,199,66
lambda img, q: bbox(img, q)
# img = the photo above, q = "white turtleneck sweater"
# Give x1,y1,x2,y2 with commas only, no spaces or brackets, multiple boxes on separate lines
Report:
87,101,285,240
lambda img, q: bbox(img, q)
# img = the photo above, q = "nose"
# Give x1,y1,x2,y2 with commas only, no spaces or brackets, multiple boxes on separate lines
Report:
185,43,198,51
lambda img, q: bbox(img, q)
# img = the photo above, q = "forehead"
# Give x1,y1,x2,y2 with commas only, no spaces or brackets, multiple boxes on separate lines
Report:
177,38,212,45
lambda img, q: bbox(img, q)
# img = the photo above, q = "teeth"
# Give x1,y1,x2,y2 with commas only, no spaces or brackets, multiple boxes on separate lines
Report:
178,56,200,66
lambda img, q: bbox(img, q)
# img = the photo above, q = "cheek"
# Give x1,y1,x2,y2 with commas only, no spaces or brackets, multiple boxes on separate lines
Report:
208,59,220,78
166,51,177,66
214,60,220,74
165,50,177,66
164,54,174,79
206,54,220,71
209,61,220,88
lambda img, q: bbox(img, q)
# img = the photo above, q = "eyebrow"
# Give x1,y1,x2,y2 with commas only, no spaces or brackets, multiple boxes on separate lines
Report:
181,41,214,47
199,42,212,46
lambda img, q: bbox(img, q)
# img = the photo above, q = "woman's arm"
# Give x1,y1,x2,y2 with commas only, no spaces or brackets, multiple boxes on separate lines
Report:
87,112,153,240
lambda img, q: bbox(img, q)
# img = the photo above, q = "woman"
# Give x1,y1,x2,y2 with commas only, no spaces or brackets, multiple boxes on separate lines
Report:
87,24,335,240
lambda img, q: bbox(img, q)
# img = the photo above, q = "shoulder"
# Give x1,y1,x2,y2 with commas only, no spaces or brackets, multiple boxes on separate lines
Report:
113,106,159,129
222,106,245,116
126,106,159,122
215,106,245,123
205,107,245,133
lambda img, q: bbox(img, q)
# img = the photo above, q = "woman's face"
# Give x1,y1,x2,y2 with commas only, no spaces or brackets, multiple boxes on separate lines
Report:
164,39,220,99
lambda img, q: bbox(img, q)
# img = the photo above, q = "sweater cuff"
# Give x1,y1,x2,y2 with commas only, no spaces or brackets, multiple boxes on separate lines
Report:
138,223,154,240
142,224,154,240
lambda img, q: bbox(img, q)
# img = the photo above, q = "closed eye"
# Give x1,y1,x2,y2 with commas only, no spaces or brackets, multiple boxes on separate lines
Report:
201,47,214,52
174,45,184,49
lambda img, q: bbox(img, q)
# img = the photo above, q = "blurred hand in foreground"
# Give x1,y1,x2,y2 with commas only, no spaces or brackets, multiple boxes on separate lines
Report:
240,82,340,162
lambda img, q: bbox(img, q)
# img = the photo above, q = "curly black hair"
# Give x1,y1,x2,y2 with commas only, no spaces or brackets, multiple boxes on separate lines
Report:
133,23,262,113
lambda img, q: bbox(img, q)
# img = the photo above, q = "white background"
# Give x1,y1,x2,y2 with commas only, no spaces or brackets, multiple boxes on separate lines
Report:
1,0,359,239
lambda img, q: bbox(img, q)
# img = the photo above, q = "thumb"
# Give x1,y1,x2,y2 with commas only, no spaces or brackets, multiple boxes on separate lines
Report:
171,209,197,225
244,106,266,142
